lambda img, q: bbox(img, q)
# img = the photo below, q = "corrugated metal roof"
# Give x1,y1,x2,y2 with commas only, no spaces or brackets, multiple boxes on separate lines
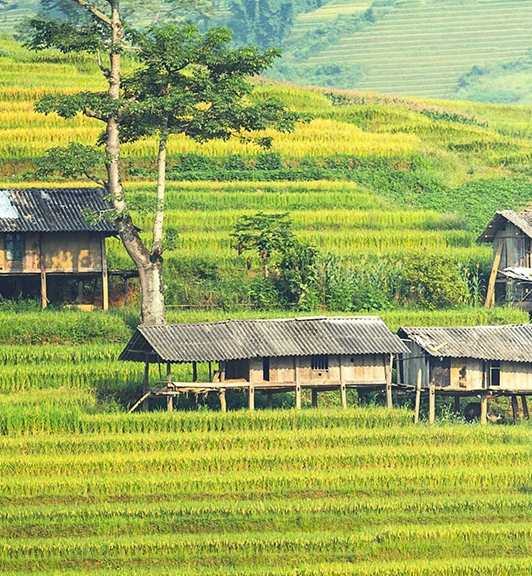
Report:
0,188,117,233
120,316,410,363
399,324,532,363
477,210,532,243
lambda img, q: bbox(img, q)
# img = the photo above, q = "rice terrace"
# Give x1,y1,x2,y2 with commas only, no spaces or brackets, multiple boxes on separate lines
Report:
4,0,532,572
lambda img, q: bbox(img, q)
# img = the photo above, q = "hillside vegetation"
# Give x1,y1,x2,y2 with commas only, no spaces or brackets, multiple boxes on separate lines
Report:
8,0,532,101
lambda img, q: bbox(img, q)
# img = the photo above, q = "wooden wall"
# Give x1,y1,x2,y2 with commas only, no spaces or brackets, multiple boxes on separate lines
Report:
501,361,532,391
0,232,104,274
245,354,388,386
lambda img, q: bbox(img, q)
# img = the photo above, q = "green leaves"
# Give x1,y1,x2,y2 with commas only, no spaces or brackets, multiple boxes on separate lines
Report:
35,142,106,181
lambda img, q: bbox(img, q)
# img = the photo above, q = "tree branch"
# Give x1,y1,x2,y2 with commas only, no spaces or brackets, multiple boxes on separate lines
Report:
72,0,113,25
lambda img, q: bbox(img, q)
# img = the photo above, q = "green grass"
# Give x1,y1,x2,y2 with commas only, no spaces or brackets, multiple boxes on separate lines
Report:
2,412,532,573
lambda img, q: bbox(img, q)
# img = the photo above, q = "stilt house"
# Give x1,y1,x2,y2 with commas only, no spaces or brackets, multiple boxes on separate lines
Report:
119,316,409,411
398,324,532,422
478,210,532,309
0,188,117,309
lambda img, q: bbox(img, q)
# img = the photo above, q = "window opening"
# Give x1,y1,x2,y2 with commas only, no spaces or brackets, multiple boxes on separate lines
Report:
490,361,501,386
263,357,270,381
5,233,24,262
311,355,329,371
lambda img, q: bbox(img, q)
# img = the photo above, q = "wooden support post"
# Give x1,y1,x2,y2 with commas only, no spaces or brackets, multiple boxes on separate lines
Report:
414,368,422,424
166,395,173,412
208,362,213,382
480,394,488,425
219,389,227,413
311,389,318,409
428,383,436,424
38,233,48,309
143,360,150,412
340,383,347,409
384,355,393,409
521,395,530,420
484,240,503,308
511,395,520,423
101,236,109,311
295,385,302,409
77,281,84,303
267,392,273,409
454,396,461,416
166,361,172,387
192,362,198,383
295,357,301,409
248,386,255,411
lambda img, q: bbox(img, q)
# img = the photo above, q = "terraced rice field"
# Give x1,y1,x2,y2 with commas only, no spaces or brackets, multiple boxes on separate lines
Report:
2,409,532,574
306,0,532,98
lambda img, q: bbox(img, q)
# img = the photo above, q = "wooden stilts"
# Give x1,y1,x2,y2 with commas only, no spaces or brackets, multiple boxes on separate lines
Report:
129,391,152,414
248,386,255,411
480,394,488,425
267,392,273,409
143,360,150,412
166,395,173,412
414,368,422,424
101,236,109,311
428,383,436,424
385,355,393,409
454,396,461,416
39,233,48,309
219,389,227,413
340,383,347,409
208,362,213,382
295,384,302,409
192,362,198,382
166,361,172,387
77,281,84,303
311,389,318,408
521,395,530,420
511,395,520,423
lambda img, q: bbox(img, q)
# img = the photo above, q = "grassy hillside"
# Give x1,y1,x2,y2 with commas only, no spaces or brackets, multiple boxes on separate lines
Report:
4,38,532,310
8,0,532,102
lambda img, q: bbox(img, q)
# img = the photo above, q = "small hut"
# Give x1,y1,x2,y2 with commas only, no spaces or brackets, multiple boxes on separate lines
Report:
478,210,532,309
0,187,117,309
398,324,532,423
120,316,409,411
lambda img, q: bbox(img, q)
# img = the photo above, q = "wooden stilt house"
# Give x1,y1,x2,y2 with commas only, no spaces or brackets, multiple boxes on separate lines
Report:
120,316,409,411
0,188,117,309
398,324,532,423
478,210,532,309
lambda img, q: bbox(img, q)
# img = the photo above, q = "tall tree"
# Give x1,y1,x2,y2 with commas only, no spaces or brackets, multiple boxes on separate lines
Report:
24,3,299,325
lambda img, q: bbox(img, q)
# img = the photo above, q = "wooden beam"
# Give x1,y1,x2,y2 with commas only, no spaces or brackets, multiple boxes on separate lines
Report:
219,389,227,413
480,394,488,425
248,386,255,411
385,355,393,409
428,383,436,424
101,234,109,311
511,395,520,423
521,395,530,420
39,233,47,309
129,391,152,414
340,383,347,409
484,240,503,308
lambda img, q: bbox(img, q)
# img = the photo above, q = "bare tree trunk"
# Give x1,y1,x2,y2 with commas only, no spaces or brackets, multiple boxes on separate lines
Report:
102,0,166,325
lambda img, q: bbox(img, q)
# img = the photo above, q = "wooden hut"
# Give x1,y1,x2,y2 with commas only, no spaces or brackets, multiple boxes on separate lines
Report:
0,187,117,309
119,316,409,412
398,324,532,423
478,210,532,309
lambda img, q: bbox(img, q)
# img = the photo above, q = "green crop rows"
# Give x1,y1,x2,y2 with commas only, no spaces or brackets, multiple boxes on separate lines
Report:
1,411,532,574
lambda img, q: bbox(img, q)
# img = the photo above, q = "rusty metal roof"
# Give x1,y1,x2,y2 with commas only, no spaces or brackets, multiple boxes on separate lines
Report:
477,210,532,243
399,324,532,363
0,188,117,233
120,316,409,363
